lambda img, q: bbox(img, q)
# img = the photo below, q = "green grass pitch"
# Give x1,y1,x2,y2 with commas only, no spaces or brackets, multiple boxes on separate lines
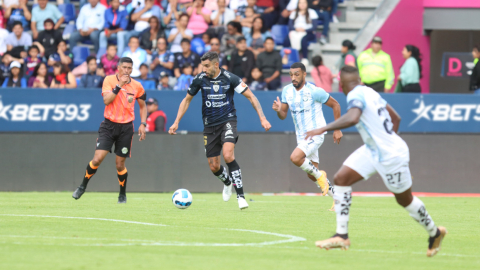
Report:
0,192,479,270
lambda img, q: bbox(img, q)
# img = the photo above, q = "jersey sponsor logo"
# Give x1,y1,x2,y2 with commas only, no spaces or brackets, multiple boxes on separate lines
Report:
223,71,231,78
0,98,91,122
121,147,128,154
409,97,480,126
209,80,221,83
205,101,212,107
207,94,226,99
222,85,230,89
203,87,211,89
213,85,220,92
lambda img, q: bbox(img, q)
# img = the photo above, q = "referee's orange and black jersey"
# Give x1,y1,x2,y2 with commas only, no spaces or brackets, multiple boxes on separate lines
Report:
102,75,146,123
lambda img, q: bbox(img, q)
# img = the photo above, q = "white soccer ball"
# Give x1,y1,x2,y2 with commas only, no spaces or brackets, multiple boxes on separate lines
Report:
172,189,193,209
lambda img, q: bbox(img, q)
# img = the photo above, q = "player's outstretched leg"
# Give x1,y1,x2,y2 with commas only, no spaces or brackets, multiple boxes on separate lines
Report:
116,156,128,204
223,143,248,210
73,150,108,200
291,148,329,196
208,156,233,202
395,189,447,257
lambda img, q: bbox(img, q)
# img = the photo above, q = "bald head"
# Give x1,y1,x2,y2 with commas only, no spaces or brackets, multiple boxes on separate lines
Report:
340,66,361,94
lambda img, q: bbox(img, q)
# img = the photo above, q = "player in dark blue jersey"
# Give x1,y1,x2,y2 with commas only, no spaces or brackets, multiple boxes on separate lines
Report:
169,51,271,210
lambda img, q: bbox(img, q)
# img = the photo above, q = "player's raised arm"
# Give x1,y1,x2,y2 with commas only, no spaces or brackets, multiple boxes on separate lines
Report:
242,88,271,131
324,96,343,144
272,96,289,120
169,93,194,135
386,104,401,133
305,108,362,140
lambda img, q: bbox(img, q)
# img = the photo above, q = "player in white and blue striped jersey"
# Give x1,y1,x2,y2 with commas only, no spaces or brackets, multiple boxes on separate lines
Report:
305,66,446,257
272,62,343,210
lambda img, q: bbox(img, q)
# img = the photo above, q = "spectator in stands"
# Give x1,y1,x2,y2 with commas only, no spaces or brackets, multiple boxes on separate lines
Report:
209,37,224,59
127,0,162,41
150,37,174,78
203,33,211,51
0,53,12,84
69,0,106,54
235,0,260,20
6,21,32,57
311,55,332,92
168,13,193,54
24,45,42,77
157,71,173,90
246,17,270,57
1,61,26,87
256,37,282,90
240,7,256,36
278,0,291,25
357,36,394,93
28,62,53,88
470,45,480,94
100,44,119,76
224,37,255,83
174,65,194,90
398,45,422,93
146,97,167,132
249,66,266,90
163,0,181,34
136,63,157,90
256,0,278,30
48,40,73,70
229,0,247,12
79,56,104,88
122,36,147,77
221,21,243,56
50,62,76,88
312,0,332,45
0,28,9,55
211,0,236,28
287,0,318,66
140,16,165,55
331,0,339,23
339,39,356,69
31,0,64,40
4,0,31,31
173,38,201,77
187,0,211,38
99,0,128,57
37,18,63,60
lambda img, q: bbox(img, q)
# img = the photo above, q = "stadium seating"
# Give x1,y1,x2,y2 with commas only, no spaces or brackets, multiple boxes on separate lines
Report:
280,48,300,69
62,24,76,41
58,4,76,24
72,46,90,67
271,25,289,46
191,38,206,56
97,47,106,59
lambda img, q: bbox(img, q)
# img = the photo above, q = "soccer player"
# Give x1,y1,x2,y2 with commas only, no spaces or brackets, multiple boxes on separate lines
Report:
272,62,342,211
168,51,271,210
306,66,447,257
72,57,148,203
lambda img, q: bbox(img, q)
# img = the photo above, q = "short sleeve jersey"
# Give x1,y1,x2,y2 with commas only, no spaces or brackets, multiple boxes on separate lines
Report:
188,68,247,127
346,85,408,162
281,82,330,137
102,75,146,123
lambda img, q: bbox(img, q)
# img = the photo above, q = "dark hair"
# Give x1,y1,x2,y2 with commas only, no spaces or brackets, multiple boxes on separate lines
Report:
86,56,97,65
311,55,323,81
342,40,356,51
53,62,70,74
140,63,149,69
264,37,274,44
57,40,66,47
32,62,48,78
290,62,306,72
237,36,246,43
148,16,161,31
28,45,40,54
340,65,359,75
227,21,242,34
181,38,190,45
405,44,422,79
294,0,310,24
119,57,133,65
200,51,219,63
129,36,139,43
179,13,190,21
474,44,480,51
12,21,23,29
251,17,267,35
107,44,117,50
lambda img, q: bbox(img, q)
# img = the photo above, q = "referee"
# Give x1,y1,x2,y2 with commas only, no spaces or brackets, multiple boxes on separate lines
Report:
72,57,147,203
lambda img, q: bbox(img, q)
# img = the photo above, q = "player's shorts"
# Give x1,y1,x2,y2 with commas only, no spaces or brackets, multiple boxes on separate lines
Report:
296,134,325,163
96,119,135,158
203,121,238,158
343,145,412,194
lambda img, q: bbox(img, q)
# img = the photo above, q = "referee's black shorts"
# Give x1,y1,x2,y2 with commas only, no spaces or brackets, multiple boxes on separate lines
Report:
95,119,134,158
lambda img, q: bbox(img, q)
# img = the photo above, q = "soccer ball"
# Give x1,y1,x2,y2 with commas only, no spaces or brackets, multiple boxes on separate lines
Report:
172,189,193,209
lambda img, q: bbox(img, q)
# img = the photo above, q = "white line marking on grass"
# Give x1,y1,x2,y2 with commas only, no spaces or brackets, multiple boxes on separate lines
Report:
0,214,306,247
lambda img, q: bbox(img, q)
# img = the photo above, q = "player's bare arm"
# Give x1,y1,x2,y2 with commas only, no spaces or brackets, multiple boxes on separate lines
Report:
324,96,343,144
242,88,271,131
272,96,289,120
169,93,194,134
137,98,147,141
305,108,362,139
386,104,401,133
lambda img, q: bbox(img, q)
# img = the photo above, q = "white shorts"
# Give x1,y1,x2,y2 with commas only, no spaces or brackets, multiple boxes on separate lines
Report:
343,145,412,194
296,134,324,163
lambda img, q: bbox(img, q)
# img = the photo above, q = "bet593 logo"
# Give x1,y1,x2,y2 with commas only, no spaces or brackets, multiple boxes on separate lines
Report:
0,99,91,122
409,98,480,126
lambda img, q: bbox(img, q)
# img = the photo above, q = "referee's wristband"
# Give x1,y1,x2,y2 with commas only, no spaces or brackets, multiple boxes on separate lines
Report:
112,85,121,95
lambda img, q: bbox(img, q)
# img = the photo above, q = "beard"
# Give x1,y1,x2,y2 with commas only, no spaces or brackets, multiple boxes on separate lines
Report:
292,78,304,88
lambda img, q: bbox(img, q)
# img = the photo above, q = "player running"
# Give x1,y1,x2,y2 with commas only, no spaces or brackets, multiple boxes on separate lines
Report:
272,62,342,211
72,57,148,203
306,66,447,257
168,51,271,210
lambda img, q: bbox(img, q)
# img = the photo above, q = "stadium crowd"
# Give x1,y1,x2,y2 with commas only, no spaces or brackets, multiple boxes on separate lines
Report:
0,0,425,93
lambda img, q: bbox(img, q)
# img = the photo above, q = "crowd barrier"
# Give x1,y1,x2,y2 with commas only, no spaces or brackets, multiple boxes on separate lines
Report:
1,88,480,133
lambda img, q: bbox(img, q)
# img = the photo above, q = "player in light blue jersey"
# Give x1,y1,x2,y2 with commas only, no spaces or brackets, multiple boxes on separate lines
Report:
305,66,446,257
272,62,343,211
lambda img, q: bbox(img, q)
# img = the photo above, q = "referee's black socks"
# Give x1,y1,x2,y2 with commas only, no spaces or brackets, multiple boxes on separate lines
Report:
213,165,232,186
117,168,128,195
81,161,98,188
227,160,245,199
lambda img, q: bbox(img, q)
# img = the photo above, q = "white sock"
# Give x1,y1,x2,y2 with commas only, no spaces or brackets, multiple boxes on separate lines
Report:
404,196,438,237
300,159,322,179
334,185,352,234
